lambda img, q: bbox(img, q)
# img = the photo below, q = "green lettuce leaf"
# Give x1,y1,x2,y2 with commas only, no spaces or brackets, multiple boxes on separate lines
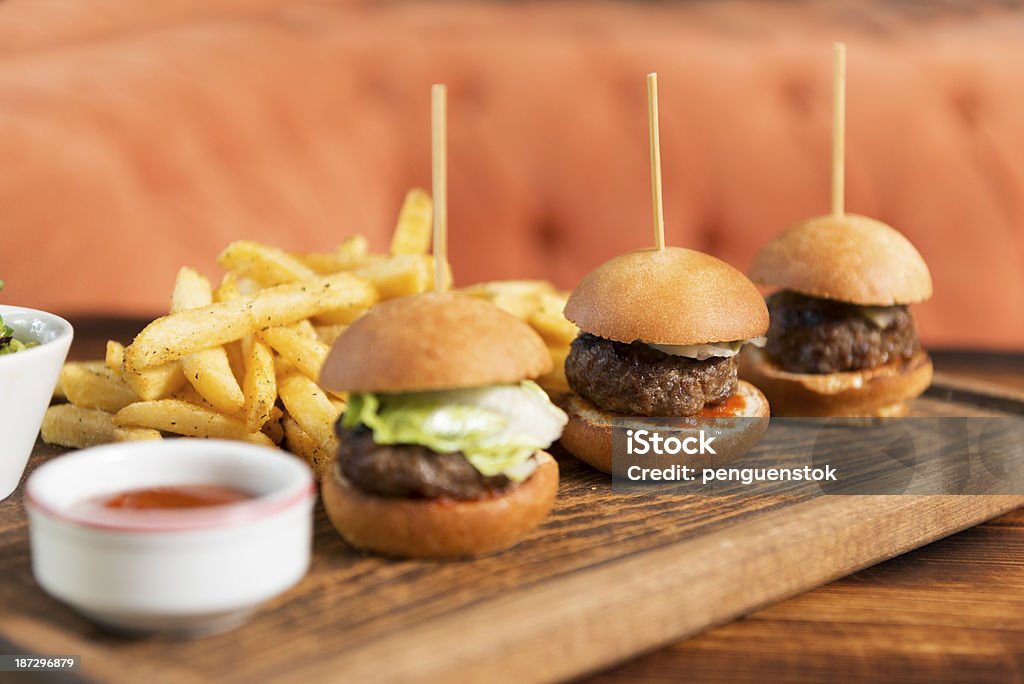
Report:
343,380,566,481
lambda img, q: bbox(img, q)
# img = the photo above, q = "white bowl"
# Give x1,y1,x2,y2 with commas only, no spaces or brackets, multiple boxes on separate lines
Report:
25,439,316,638
0,305,73,501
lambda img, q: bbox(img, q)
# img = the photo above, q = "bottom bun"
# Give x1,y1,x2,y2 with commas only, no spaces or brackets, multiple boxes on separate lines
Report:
558,381,771,475
321,451,559,559
739,347,933,417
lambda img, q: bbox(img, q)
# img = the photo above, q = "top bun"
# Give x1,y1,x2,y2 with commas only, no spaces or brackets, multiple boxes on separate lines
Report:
749,214,932,305
564,247,769,345
319,291,552,393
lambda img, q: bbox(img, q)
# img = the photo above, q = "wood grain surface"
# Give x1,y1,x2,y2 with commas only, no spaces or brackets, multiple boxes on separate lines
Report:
593,353,1024,684
0,322,1021,683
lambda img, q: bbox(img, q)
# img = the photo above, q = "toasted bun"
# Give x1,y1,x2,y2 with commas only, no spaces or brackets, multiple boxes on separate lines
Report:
564,247,769,345
739,347,933,417
319,291,551,393
558,381,770,474
749,214,933,305
321,452,559,558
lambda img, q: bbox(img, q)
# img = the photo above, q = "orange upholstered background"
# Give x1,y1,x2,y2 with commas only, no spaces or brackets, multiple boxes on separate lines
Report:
0,0,1022,349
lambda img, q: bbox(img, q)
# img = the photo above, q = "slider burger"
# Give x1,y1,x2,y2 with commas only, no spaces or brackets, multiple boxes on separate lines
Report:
742,214,933,416
559,247,771,474
318,291,567,558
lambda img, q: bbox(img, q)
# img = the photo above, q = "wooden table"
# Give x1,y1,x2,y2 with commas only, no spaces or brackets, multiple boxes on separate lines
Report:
10,319,1024,683
594,349,1024,684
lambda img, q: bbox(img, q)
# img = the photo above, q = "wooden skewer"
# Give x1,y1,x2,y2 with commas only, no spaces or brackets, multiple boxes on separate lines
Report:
831,42,846,218
647,72,666,251
432,83,448,292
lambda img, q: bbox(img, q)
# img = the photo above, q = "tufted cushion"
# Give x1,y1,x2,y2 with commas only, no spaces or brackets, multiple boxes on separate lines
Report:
0,0,1022,349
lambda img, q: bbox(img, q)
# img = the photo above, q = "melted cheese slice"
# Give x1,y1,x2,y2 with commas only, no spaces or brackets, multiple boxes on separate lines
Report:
647,336,767,360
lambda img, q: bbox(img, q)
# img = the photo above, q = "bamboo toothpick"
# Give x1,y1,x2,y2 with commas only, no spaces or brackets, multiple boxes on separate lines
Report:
431,83,448,292
647,72,666,251
831,42,846,217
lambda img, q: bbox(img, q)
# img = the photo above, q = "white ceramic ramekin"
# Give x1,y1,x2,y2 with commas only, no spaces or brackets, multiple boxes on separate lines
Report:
0,305,73,501
25,439,316,637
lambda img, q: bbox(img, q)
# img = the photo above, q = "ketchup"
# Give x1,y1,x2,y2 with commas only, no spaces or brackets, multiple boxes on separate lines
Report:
700,393,746,418
97,485,253,510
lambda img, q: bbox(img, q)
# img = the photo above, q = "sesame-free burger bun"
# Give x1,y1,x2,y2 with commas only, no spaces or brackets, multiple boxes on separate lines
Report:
321,451,559,558
564,247,769,346
319,291,551,393
749,214,933,306
739,347,933,417
558,381,770,474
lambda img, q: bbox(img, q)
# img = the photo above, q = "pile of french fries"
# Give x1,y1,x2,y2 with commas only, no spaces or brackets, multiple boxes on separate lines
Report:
42,189,578,478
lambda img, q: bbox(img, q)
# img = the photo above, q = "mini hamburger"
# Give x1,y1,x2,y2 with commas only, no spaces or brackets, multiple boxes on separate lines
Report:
742,213,933,417
559,247,771,474
318,291,567,558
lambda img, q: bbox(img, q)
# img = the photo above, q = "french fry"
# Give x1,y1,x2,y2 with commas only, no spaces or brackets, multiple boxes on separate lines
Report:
41,405,162,448
258,326,331,381
529,292,578,346
181,353,244,414
287,319,318,340
224,340,247,388
121,359,187,401
170,384,228,415
214,271,243,302
298,236,378,274
42,405,115,448
242,339,277,431
389,188,433,255
262,407,285,445
105,341,125,377
60,362,139,413
115,427,164,442
314,324,348,346
170,267,212,312
218,240,318,287
536,345,571,397
277,370,341,450
124,272,376,369
311,306,370,326
114,400,273,446
283,415,335,481
462,280,555,319
352,254,450,300
172,267,245,414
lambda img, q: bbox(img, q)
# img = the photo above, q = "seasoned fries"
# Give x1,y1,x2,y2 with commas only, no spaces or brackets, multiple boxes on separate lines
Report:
124,272,376,369
42,404,162,449
218,241,318,287
297,236,377,274
114,400,273,446
283,415,333,480
60,362,138,413
529,292,578,347
172,267,246,414
353,254,450,301
42,186,576,480
277,370,341,450
258,327,330,382
121,360,186,401
462,280,556,319
242,339,277,432
389,188,433,255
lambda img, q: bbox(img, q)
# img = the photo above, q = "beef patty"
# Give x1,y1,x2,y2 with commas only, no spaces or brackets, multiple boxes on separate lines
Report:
335,424,513,500
564,333,738,417
765,290,920,374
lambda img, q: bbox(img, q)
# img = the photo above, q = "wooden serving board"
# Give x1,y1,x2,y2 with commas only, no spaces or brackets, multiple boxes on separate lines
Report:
1,372,1022,684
